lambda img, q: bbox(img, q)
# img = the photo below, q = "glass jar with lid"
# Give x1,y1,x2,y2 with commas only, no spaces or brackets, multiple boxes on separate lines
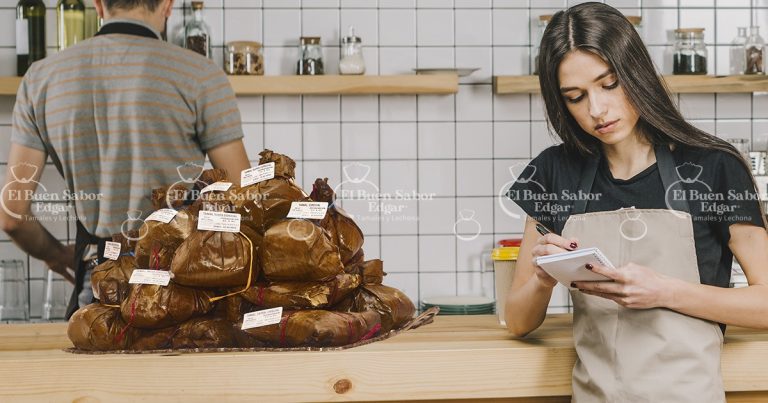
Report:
297,36,324,75
533,15,552,75
184,1,211,58
339,26,365,75
673,28,707,75
225,41,263,75
745,26,765,75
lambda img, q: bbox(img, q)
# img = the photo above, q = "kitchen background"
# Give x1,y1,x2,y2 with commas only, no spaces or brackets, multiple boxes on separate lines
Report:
0,0,766,321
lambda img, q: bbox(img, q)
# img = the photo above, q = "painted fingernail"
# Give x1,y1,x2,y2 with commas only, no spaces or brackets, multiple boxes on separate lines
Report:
570,242,578,249
585,263,593,270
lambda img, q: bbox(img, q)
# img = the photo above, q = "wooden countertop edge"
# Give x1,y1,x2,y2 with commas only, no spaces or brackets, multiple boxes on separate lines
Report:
1,315,767,401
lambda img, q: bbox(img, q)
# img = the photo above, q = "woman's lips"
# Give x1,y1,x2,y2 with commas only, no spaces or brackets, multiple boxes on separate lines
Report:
595,120,619,134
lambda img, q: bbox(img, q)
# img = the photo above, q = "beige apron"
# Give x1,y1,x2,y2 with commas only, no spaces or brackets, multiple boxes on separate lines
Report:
563,145,725,402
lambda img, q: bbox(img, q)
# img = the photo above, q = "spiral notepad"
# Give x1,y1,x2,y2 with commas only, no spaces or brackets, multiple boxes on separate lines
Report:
535,247,615,290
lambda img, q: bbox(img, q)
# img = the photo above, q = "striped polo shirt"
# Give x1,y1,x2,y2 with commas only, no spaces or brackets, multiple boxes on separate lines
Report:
11,19,244,238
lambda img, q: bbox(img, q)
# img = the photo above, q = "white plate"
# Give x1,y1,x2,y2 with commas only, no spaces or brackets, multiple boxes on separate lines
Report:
413,67,480,77
421,295,495,307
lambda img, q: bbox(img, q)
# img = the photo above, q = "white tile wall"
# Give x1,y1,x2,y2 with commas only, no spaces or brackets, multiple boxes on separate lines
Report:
1,1,765,319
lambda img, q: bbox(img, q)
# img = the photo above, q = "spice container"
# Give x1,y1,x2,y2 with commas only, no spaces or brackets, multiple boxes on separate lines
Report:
297,36,324,75
339,26,365,75
673,28,707,75
225,41,263,75
745,26,765,75
184,1,211,58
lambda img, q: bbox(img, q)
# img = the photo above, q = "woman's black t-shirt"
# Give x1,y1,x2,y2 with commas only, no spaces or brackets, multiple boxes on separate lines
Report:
507,144,764,288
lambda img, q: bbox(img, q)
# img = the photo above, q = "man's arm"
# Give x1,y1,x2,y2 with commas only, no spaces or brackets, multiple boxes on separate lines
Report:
0,143,75,283
207,139,251,186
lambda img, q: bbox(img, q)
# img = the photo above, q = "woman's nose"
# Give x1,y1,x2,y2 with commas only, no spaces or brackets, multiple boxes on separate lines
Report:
588,92,608,119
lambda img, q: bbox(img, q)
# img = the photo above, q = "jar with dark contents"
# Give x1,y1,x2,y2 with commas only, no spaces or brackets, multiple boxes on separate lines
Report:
184,1,210,58
297,36,324,75
673,28,707,75
744,26,765,75
225,41,264,75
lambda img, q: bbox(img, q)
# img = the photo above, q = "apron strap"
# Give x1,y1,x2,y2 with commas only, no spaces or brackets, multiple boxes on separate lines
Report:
65,220,110,319
572,157,600,215
655,144,691,214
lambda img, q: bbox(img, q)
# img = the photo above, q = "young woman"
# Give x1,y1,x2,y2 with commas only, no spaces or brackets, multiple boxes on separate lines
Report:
504,2,768,402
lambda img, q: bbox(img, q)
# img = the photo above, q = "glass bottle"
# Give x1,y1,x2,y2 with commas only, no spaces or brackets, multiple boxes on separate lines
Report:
533,15,551,75
672,28,707,75
184,1,211,58
730,27,748,75
297,36,324,75
339,26,365,75
16,0,46,76
57,0,85,50
745,26,765,75
83,0,100,39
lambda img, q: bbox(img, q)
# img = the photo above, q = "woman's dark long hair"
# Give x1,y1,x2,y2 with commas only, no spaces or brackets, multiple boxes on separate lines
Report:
538,2,765,225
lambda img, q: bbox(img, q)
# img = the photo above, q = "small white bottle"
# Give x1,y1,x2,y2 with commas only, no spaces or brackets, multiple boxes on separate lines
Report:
339,26,365,75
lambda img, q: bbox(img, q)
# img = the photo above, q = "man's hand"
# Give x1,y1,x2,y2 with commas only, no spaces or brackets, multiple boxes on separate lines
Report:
45,244,76,284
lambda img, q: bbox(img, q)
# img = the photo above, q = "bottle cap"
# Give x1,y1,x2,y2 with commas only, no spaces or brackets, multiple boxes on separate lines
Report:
341,26,362,44
191,1,204,10
300,36,321,45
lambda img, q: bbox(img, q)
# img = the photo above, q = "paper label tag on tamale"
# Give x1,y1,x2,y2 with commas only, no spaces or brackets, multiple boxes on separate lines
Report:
103,241,121,261
145,208,178,223
197,210,241,233
241,307,283,330
200,181,232,194
129,269,171,286
287,202,328,220
241,162,275,187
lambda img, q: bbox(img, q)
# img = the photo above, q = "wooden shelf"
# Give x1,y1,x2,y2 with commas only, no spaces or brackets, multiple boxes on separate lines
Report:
0,77,20,96
494,74,768,94
0,75,458,96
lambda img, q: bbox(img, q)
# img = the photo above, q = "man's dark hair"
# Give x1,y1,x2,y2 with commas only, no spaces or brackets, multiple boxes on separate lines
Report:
103,0,163,12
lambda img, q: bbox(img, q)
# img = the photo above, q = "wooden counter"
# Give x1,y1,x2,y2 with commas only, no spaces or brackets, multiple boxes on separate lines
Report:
1,314,767,402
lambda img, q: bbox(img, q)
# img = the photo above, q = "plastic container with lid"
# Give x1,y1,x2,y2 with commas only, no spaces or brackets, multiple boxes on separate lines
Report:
673,28,708,75
225,41,263,75
489,239,521,326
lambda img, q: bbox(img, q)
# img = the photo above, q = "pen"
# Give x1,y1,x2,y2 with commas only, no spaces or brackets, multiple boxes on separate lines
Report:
535,223,551,236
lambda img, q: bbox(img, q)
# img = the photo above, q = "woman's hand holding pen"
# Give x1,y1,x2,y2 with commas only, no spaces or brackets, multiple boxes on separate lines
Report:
531,224,580,288
573,262,676,309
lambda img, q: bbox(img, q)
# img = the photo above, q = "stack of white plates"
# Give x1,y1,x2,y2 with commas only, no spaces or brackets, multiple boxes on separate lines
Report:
421,296,495,315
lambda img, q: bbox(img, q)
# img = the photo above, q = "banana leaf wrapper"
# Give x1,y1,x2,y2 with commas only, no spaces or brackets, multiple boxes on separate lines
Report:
261,219,343,282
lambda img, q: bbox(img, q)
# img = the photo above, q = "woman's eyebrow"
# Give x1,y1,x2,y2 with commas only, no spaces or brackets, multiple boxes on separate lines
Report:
560,70,614,92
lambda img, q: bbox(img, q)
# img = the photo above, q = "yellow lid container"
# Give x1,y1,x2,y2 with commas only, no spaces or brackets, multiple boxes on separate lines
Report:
492,246,519,261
